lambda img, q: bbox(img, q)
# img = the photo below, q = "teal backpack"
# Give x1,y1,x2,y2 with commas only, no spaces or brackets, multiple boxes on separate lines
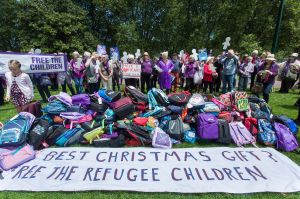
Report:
0,115,31,147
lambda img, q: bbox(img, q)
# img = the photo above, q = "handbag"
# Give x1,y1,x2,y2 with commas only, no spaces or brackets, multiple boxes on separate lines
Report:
251,82,263,94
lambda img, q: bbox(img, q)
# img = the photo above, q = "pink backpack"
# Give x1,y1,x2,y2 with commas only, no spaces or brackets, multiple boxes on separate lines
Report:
229,122,257,147
0,144,35,171
60,112,93,129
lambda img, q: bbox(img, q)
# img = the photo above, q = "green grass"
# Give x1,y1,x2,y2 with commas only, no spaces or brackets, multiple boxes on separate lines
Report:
0,88,299,198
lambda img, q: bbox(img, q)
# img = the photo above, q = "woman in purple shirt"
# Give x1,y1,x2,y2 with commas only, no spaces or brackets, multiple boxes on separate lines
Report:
257,54,279,103
157,52,174,94
140,52,153,93
69,51,85,94
184,56,197,92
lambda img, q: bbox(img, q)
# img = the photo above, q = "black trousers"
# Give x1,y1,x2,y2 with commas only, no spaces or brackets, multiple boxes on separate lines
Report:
203,81,213,93
214,77,221,93
151,75,158,88
112,74,120,91
250,73,256,90
185,78,194,92
125,78,138,88
279,78,294,93
37,84,51,102
61,80,75,95
141,73,151,93
87,82,98,94
0,80,4,105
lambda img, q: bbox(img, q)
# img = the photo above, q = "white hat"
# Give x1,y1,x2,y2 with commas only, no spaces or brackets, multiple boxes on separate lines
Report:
252,50,258,55
290,53,298,57
127,54,134,59
266,54,276,61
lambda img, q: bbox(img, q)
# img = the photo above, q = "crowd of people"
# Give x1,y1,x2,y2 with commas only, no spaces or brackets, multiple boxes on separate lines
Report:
0,49,299,121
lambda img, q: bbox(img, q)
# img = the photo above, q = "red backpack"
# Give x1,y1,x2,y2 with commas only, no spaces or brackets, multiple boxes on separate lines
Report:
244,118,259,136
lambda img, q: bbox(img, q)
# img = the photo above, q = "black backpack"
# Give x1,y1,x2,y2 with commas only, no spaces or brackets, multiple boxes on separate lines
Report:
217,119,231,144
125,86,148,104
28,119,50,150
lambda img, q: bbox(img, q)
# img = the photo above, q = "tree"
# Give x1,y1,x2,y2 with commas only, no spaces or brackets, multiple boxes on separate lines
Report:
0,0,19,51
17,0,98,54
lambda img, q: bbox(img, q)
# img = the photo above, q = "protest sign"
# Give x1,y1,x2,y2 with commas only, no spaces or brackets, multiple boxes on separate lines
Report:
0,52,67,74
122,63,141,79
110,46,120,61
1,147,300,193
97,44,107,55
198,50,208,61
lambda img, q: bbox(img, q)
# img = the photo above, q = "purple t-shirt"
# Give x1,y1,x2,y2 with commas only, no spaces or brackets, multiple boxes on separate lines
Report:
70,59,85,78
141,60,153,74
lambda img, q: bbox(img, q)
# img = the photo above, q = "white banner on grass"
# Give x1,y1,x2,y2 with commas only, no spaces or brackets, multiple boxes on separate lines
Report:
0,52,67,74
122,63,141,79
1,147,300,193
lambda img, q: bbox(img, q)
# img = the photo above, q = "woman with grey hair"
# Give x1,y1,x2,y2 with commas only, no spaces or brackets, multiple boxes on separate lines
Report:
99,54,113,90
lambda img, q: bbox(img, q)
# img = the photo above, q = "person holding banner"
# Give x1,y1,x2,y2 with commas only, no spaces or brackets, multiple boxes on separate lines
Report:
157,52,174,94
5,60,34,112
124,54,139,88
99,55,113,90
140,52,153,93
85,52,100,94
70,51,85,94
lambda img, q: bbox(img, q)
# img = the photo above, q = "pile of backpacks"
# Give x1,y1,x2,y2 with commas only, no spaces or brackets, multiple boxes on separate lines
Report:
0,86,298,171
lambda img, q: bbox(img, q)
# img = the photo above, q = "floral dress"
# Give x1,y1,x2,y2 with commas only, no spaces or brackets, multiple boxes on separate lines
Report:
11,80,31,107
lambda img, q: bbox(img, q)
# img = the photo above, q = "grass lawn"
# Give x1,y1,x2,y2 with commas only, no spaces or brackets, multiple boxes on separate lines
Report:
0,88,299,199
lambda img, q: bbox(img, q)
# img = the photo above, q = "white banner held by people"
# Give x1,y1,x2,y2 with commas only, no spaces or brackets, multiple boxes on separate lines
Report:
1,147,300,193
122,63,141,79
0,52,67,74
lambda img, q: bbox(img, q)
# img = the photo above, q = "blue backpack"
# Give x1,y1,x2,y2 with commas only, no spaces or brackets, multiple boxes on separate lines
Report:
0,115,31,147
98,89,121,102
273,115,298,135
42,100,67,115
55,128,85,147
257,119,277,146
148,88,169,109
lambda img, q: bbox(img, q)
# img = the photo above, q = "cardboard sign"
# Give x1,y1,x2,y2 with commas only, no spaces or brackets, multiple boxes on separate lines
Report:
122,63,141,79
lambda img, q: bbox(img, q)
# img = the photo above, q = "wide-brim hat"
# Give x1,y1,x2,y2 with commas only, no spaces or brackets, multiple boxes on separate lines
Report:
266,54,276,61
143,52,149,56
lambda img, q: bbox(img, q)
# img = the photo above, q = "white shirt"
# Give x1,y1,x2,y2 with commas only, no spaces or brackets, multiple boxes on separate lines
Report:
5,72,34,100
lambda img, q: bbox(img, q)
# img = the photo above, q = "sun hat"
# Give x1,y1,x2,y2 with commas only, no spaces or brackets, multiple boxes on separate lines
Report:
143,52,149,56
266,54,276,61
127,54,134,59
252,50,258,55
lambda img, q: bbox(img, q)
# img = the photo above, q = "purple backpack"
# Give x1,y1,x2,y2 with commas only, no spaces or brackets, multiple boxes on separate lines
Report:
72,94,91,107
152,127,172,149
197,113,219,139
229,122,256,147
274,122,298,152
48,92,73,106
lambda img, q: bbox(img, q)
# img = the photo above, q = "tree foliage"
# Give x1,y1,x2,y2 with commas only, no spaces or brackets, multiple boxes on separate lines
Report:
0,0,299,56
